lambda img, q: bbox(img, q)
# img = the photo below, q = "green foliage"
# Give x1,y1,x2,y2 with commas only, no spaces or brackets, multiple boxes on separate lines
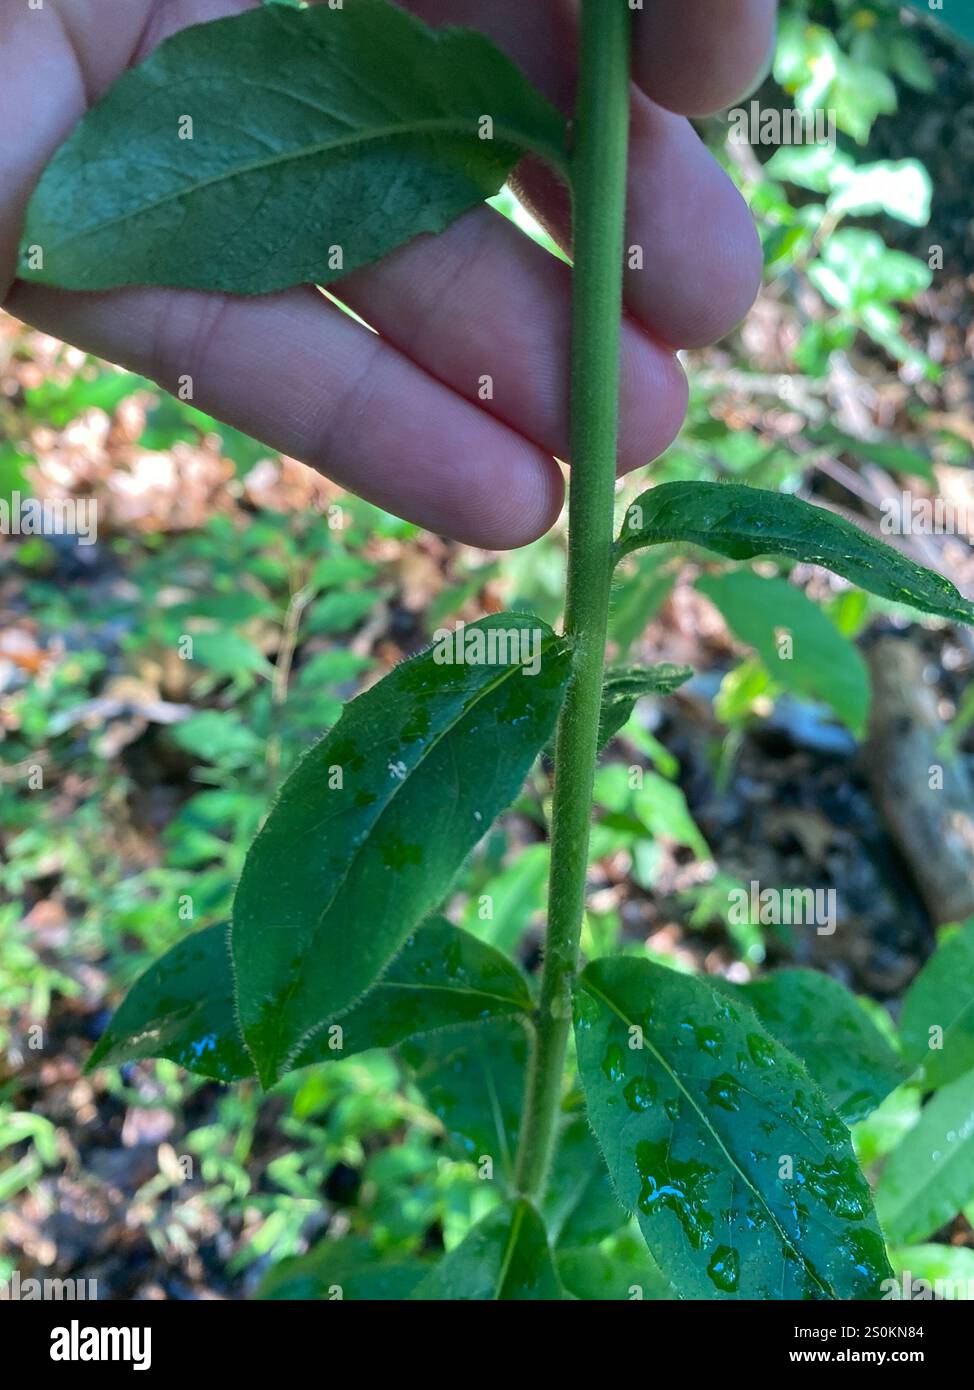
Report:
900,920,974,1089
232,614,570,1085
86,918,531,1082
876,1072,974,1244
619,482,974,625
697,571,870,734
413,1200,563,1301
13,0,974,1303
574,956,892,1299
18,0,566,294
597,664,693,750
730,970,905,1123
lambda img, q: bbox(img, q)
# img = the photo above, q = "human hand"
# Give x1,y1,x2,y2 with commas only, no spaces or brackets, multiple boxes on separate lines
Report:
1,0,776,547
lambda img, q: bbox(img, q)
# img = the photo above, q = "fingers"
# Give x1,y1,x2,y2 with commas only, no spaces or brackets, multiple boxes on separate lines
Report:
337,207,688,474
407,0,765,348
632,0,778,118
4,279,564,549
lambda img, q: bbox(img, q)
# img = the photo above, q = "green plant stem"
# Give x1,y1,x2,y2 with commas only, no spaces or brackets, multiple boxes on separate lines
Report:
514,0,632,1201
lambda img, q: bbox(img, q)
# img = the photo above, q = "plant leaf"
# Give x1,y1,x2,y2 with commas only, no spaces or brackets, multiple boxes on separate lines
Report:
413,1199,563,1300
697,571,870,735
400,1019,527,1180
543,1116,627,1248
258,1237,427,1301
598,664,693,750
232,613,570,1086
557,1235,675,1301
85,924,248,1081
617,482,974,626
574,956,892,1299
87,918,533,1081
889,1243,974,1299
876,1073,974,1245
730,971,904,1124
900,920,974,1090
19,0,567,294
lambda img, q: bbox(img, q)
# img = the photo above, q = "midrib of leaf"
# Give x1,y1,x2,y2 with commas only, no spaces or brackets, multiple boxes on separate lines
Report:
494,1202,526,1299
50,118,569,249
365,979,529,1011
579,975,837,1298
249,635,563,1073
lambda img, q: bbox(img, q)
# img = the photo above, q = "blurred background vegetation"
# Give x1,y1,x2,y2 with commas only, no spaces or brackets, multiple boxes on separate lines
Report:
1,0,973,1298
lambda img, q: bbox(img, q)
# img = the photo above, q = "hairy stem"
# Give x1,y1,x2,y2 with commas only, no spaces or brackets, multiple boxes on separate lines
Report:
514,0,632,1200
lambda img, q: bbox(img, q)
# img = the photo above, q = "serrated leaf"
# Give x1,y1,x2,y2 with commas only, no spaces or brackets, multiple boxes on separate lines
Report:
574,956,892,1299
598,665,692,750
697,571,870,735
232,613,570,1085
876,1074,974,1245
617,482,974,626
258,1236,427,1301
900,921,974,1090
87,919,533,1081
19,0,566,294
401,1019,527,1178
731,971,904,1124
413,1199,563,1300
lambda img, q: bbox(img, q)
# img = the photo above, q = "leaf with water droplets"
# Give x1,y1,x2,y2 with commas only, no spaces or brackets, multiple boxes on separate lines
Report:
876,1073,974,1244
900,920,974,1090
87,918,532,1081
617,482,974,625
731,970,905,1123
413,1199,564,1300
597,664,693,750
574,956,892,1299
233,612,570,1086
19,0,567,294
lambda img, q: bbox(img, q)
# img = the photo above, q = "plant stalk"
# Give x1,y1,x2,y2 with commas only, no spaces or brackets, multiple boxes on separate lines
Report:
514,0,632,1200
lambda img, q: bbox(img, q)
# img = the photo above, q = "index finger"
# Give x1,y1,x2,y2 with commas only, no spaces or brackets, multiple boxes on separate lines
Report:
631,0,778,118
